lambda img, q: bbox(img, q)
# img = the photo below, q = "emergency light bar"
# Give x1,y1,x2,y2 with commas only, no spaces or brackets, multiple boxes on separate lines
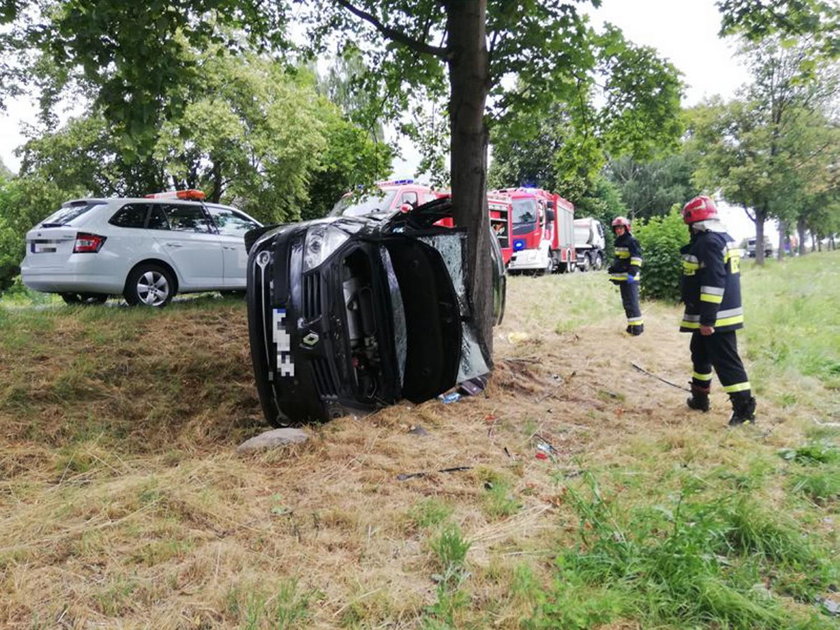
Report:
145,189,207,200
377,179,414,186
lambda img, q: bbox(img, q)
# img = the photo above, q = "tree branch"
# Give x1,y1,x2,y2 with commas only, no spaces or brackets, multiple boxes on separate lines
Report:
742,202,756,223
334,0,449,59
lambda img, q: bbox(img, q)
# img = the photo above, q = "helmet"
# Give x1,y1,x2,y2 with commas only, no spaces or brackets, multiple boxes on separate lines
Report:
611,216,631,230
682,196,718,224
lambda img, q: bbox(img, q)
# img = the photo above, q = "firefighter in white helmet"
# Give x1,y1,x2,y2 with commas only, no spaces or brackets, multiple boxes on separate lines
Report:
608,216,643,335
680,195,756,426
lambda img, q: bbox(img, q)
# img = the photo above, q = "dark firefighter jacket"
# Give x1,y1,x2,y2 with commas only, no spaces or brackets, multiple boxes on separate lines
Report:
608,231,642,282
680,229,744,332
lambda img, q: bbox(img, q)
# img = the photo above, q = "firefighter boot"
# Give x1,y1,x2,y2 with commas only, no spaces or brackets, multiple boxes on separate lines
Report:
728,393,756,426
686,384,710,412
629,324,644,336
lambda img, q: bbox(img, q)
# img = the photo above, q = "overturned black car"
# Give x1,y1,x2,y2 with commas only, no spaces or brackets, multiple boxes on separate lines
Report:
245,197,506,426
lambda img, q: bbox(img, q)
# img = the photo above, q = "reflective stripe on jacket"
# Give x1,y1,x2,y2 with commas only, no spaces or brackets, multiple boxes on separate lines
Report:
680,230,744,332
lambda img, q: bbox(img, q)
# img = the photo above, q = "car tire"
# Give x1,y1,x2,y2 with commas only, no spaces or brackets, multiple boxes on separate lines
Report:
124,264,175,307
61,292,108,305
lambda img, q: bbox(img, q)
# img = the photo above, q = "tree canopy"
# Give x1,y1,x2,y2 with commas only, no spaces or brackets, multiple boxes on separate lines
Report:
688,35,838,263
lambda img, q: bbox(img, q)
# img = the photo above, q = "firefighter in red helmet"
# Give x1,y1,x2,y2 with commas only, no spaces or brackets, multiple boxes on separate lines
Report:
607,216,643,335
680,195,756,426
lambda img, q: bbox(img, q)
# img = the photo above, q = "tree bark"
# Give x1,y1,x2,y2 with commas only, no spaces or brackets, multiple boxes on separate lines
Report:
445,0,494,355
755,206,767,265
777,219,786,261
796,217,807,256
209,158,223,203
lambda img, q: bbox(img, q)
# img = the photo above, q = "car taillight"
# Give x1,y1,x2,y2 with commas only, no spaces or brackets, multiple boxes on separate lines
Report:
73,233,107,253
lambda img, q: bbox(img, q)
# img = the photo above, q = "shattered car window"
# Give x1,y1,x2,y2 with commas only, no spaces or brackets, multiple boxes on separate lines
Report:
418,234,469,316
380,246,407,387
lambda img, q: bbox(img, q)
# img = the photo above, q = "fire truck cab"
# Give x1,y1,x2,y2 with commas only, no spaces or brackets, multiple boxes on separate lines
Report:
492,188,575,275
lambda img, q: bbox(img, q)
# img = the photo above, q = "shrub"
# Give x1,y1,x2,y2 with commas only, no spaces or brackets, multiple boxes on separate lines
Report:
633,208,689,301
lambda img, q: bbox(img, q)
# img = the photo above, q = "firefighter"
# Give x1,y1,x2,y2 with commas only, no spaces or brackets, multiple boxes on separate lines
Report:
607,216,643,335
680,195,756,426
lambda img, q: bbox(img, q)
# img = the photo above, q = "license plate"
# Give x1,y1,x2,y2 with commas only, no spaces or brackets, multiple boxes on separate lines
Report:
31,241,57,253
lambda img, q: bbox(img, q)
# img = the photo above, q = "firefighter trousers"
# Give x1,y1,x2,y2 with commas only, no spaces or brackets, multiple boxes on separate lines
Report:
619,281,643,330
689,330,751,398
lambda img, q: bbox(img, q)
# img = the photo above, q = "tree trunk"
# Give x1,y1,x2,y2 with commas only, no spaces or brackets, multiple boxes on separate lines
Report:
755,207,767,265
777,219,786,261
445,0,494,355
209,158,223,203
796,217,807,256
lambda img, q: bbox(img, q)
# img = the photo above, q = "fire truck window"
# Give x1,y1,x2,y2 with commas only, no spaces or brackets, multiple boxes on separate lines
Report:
512,199,537,224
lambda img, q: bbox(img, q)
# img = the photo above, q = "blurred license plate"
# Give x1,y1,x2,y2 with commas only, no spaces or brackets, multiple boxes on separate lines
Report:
31,241,57,253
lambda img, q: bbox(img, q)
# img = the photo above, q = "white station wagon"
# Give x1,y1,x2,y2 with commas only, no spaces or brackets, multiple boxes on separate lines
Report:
21,190,262,306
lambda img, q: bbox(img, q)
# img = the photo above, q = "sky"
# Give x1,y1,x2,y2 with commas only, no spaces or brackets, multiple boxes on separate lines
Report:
0,0,767,241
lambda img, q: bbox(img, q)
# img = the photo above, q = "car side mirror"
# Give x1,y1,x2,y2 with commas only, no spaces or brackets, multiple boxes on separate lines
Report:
545,209,555,222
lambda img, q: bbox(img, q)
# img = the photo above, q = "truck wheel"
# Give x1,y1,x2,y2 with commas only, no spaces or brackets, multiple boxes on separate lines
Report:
592,253,604,270
580,255,592,272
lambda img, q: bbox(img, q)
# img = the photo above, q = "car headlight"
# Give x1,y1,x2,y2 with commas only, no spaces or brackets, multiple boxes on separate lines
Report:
303,224,350,271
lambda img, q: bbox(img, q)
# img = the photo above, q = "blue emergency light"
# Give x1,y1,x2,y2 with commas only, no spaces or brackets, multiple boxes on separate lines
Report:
513,239,525,251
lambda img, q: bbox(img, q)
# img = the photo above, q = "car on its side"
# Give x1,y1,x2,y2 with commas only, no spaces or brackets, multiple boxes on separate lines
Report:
329,179,438,217
245,196,504,425
21,190,262,306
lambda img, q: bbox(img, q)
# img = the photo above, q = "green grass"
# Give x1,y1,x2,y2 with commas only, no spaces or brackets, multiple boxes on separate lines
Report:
741,253,840,394
523,473,837,629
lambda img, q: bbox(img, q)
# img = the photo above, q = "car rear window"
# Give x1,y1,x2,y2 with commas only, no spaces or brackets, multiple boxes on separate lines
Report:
147,206,169,230
39,201,105,227
164,204,212,232
109,203,151,228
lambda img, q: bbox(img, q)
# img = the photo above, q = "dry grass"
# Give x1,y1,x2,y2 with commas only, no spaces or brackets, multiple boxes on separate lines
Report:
0,267,836,628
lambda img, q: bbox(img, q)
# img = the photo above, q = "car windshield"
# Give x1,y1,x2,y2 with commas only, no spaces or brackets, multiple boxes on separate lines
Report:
39,202,105,227
330,190,398,217
512,199,538,224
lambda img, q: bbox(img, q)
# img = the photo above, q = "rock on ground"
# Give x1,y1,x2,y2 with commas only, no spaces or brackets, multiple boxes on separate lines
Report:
237,428,309,453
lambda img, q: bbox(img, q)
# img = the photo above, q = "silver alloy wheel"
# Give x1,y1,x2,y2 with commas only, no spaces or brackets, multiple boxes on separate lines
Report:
136,270,170,306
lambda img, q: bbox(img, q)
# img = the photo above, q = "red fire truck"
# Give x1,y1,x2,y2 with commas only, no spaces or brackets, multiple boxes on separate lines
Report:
491,188,575,274
487,193,513,266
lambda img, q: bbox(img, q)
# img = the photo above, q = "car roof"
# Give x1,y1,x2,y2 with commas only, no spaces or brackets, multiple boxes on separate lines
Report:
63,197,243,211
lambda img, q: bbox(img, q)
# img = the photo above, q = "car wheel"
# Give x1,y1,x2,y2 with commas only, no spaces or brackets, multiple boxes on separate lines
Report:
124,264,175,307
61,292,108,305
